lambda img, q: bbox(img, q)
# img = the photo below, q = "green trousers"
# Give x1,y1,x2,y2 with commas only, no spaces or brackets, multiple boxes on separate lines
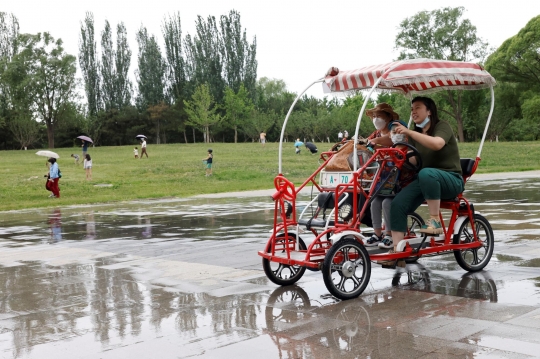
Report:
390,168,463,233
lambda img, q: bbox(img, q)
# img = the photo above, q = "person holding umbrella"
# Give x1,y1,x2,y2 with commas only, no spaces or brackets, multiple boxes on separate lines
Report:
81,140,89,159
136,135,149,158
47,157,60,198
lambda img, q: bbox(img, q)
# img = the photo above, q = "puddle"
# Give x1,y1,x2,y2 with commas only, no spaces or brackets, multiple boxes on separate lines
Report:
1,177,540,357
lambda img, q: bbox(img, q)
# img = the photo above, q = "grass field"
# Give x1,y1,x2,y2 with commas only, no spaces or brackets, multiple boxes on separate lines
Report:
1,141,539,211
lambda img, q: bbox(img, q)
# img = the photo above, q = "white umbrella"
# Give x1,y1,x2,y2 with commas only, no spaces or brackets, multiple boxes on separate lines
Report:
135,134,147,139
36,150,59,159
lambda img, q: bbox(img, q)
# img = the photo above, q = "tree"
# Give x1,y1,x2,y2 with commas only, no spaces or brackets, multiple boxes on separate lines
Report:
100,21,132,110
13,33,78,148
184,15,224,104
0,12,20,129
135,26,165,110
114,22,132,109
485,15,540,90
147,101,169,144
184,84,221,143
79,12,101,117
8,112,41,149
223,84,253,142
162,12,186,103
101,20,115,111
242,109,276,141
219,10,257,99
395,7,488,142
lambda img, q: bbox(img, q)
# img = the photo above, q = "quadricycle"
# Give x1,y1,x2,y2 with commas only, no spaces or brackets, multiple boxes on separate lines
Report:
258,59,496,300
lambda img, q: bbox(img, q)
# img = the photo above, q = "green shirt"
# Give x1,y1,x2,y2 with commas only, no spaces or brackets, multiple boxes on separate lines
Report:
408,121,462,175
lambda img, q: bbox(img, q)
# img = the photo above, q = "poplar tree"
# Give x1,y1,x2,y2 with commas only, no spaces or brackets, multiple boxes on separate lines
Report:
135,26,165,110
184,15,224,103
115,22,132,108
219,10,257,99
162,12,185,103
101,20,115,111
78,12,101,117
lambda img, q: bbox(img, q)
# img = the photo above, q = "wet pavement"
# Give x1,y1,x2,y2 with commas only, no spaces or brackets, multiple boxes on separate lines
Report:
1,173,540,358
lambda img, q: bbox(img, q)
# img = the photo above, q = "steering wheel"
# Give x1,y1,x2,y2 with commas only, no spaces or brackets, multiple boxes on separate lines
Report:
391,142,422,173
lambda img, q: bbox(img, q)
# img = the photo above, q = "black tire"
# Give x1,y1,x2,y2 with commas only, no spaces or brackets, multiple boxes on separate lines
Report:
322,238,371,300
263,234,307,286
453,214,494,272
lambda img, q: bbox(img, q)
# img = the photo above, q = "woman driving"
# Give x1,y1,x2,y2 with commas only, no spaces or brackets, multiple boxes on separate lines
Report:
385,96,463,260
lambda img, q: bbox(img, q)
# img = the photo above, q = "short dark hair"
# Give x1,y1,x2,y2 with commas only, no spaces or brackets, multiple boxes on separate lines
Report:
411,96,440,137
208,149,213,153
48,157,56,164
86,154,91,160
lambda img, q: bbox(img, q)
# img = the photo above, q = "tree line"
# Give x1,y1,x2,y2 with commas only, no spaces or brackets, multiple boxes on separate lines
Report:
0,8,539,150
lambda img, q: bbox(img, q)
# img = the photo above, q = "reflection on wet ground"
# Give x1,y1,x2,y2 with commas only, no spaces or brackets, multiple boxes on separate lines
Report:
1,176,540,357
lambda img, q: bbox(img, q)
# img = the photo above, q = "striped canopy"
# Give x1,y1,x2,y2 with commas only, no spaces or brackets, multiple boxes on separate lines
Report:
324,58,496,94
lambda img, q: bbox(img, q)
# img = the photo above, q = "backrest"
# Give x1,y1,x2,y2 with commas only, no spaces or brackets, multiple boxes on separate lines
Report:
460,158,476,179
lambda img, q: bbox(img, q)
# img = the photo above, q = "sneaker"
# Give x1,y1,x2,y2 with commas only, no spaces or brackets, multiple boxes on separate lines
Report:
378,235,393,249
48,193,55,198
419,218,443,234
365,234,382,247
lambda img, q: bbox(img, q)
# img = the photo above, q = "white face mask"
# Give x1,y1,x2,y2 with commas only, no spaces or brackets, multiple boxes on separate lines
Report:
373,117,386,130
391,134,406,144
416,116,430,128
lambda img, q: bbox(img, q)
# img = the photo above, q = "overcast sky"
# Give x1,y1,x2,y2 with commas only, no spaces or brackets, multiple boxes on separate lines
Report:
4,0,539,99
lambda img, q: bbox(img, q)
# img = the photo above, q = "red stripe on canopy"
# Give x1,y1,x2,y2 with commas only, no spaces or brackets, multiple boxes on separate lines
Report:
324,59,496,94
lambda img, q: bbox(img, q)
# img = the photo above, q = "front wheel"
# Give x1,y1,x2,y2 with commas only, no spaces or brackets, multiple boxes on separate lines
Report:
263,234,307,286
453,214,494,271
322,237,371,300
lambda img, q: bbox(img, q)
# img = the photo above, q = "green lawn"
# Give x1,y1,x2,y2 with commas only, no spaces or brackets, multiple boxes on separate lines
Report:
1,141,538,211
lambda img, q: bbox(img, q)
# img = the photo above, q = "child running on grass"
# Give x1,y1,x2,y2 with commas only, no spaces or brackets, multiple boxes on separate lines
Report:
134,147,139,158
203,149,213,177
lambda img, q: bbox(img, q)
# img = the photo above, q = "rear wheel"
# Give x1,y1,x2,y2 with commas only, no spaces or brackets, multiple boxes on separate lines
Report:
453,214,494,271
263,233,307,286
405,212,424,238
405,212,425,263
322,238,371,300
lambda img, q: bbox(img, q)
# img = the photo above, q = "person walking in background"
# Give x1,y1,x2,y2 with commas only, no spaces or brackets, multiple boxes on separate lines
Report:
133,147,139,158
140,139,148,158
47,157,60,198
338,131,343,142
260,132,267,146
84,154,92,181
81,140,89,159
203,149,213,177
344,130,349,139
71,153,80,165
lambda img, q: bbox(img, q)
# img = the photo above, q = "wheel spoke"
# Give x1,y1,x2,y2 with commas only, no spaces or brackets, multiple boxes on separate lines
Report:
351,275,361,289
274,265,284,278
331,263,343,271
472,249,479,265
337,275,347,291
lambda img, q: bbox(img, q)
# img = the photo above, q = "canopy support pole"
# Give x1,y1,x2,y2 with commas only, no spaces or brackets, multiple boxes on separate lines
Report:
278,79,323,174
477,86,495,159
